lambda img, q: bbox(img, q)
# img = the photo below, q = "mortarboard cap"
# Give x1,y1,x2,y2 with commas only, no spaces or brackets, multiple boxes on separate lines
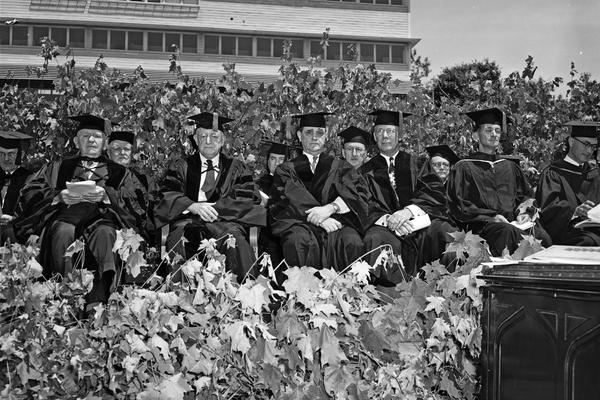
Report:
563,121,600,138
369,109,413,127
337,126,371,146
188,112,234,131
426,144,460,165
293,112,332,129
463,107,510,132
109,131,135,145
0,131,33,149
69,114,111,135
260,140,300,159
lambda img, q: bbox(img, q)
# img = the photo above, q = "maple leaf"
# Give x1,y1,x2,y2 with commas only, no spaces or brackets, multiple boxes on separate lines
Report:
224,234,236,249
236,280,268,314
323,365,354,397
276,310,305,342
511,234,544,260
421,260,449,282
424,296,446,316
296,333,314,362
194,376,211,392
64,239,85,257
310,303,339,317
440,372,461,399
122,355,139,377
150,334,170,360
431,317,451,340
25,257,43,278
126,250,147,278
113,228,144,261
373,248,390,268
283,267,321,307
224,321,254,354
445,230,488,263
154,373,192,400
319,326,347,367
248,336,279,366
181,259,202,279
349,260,372,284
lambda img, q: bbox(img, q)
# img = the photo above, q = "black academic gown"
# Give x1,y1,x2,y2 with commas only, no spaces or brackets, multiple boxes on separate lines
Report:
536,160,600,246
447,152,551,255
0,166,32,243
360,153,454,280
256,173,284,267
14,155,140,303
155,152,266,281
270,153,370,270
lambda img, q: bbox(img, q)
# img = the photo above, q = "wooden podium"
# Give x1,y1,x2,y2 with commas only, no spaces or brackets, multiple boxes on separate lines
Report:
479,262,600,400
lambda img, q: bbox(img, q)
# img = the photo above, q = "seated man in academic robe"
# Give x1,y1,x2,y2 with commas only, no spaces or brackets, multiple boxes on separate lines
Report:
256,141,293,267
360,110,455,281
155,112,266,281
447,107,551,256
14,114,141,306
107,129,156,244
0,131,33,244
536,121,600,246
269,112,370,270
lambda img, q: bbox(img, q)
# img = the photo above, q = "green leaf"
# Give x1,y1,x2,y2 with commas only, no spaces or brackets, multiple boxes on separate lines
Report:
283,267,321,307
319,326,347,367
236,280,268,314
127,250,147,278
323,365,354,397
224,321,254,354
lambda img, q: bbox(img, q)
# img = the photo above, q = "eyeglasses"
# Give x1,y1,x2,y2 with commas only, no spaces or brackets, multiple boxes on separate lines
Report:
431,162,450,169
374,127,399,136
572,137,598,151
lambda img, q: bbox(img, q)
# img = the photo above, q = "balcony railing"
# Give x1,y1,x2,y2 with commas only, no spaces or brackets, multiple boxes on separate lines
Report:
30,0,88,12
89,0,200,18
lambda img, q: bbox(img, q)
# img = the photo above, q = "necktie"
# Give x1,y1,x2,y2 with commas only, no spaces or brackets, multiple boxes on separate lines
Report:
310,155,319,173
82,161,99,180
388,157,396,189
201,160,216,194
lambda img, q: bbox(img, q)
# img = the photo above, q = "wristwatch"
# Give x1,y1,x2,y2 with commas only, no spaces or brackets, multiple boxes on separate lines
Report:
330,202,340,214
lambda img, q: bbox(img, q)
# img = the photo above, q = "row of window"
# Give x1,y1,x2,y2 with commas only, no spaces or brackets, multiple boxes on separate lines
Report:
326,0,404,4
0,25,406,64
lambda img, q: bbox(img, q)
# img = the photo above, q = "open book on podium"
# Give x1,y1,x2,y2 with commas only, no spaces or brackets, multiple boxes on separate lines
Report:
574,203,600,229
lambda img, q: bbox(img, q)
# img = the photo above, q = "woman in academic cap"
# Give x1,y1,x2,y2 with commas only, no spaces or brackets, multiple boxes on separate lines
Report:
536,121,600,246
0,130,33,243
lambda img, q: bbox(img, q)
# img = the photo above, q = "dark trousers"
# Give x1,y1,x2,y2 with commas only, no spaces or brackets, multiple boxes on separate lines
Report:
363,225,405,285
166,218,257,282
474,221,552,256
280,224,364,271
48,220,117,304
561,227,600,246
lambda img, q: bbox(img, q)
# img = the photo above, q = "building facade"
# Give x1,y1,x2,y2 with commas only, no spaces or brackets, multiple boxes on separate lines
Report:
0,0,419,92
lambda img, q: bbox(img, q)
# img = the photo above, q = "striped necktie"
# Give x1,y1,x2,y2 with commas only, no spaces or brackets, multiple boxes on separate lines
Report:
201,159,216,193
388,156,396,189
310,155,319,173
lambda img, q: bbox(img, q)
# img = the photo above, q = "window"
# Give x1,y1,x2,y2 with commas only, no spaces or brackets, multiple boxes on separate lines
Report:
327,41,341,60
342,42,356,61
182,34,197,53
204,35,219,54
33,27,49,45
127,31,143,51
257,38,271,57
238,36,252,56
69,28,85,48
148,32,163,52
221,36,235,55
12,26,28,46
391,44,405,63
290,39,304,59
110,30,126,50
92,30,108,49
376,44,389,63
0,26,9,45
273,38,284,58
310,40,323,58
165,33,180,51
51,27,67,47
360,43,373,62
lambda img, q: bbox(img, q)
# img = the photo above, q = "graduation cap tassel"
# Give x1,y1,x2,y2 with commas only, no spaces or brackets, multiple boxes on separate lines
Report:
502,112,507,135
104,118,112,136
212,112,219,131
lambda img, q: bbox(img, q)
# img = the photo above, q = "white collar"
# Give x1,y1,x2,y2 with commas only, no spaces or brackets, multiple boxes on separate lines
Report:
200,153,220,167
381,151,399,166
303,152,321,163
564,155,581,167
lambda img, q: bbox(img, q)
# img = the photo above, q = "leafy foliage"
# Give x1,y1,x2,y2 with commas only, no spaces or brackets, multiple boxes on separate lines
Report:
1,230,498,399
